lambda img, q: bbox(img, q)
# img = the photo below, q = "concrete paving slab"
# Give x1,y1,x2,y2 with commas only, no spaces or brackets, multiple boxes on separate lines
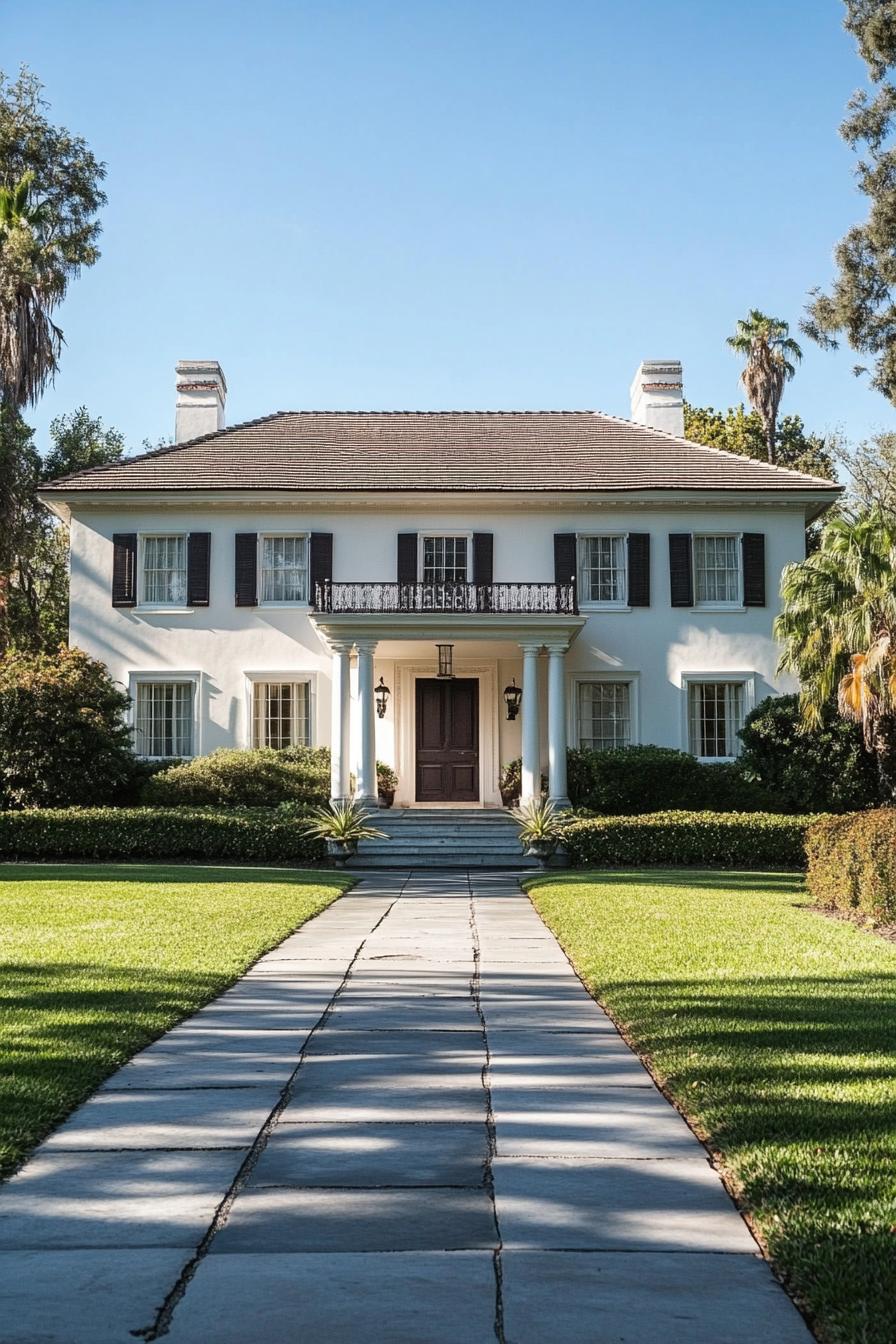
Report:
327,995,480,1032
211,1186,498,1252
290,1051,484,1089
163,1250,497,1344
483,997,616,1030
499,1251,814,1344
0,1248,190,1344
494,1156,756,1251
42,1088,279,1150
492,1086,697,1159
302,1027,484,1057
0,1150,245,1249
101,1041,304,1089
249,1121,489,1187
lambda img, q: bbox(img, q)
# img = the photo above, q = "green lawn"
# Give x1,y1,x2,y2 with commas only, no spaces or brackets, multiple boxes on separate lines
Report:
524,869,896,1344
0,863,349,1178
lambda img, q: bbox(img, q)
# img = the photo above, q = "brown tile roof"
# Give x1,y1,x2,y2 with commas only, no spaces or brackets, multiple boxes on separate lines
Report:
41,410,841,495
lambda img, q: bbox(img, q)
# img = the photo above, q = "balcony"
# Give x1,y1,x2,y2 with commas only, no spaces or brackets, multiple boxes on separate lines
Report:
314,581,578,615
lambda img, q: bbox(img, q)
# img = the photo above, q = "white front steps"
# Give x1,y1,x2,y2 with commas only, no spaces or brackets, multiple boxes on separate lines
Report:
349,808,537,869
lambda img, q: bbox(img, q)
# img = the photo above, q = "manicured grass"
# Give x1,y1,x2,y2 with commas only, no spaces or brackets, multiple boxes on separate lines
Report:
0,863,350,1178
524,869,896,1344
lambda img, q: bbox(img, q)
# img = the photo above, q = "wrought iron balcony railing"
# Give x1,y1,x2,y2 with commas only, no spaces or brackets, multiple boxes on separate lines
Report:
314,581,578,615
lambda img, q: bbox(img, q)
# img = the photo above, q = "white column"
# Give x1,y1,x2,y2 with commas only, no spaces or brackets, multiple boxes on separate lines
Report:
355,639,378,803
329,642,353,802
520,642,542,804
546,642,571,808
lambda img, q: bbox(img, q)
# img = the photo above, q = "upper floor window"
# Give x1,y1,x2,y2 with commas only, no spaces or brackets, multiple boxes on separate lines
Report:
422,535,468,584
694,535,741,606
141,535,187,606
261,535,308,604
687,679,745,760
134,680,193,757
579,535,626,605
577,680,632,750
253,680,311,749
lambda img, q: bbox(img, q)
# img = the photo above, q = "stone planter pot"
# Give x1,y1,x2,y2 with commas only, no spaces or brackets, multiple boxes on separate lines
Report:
524,838,558,868
326,838,358,866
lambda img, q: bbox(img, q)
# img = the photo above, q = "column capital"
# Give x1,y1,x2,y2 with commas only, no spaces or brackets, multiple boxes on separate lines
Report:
519,641,544,656
354,638,379,655
544,640,570,656
328,639,355,656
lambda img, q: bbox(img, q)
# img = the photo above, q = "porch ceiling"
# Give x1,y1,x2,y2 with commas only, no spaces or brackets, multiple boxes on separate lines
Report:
309,610,585,647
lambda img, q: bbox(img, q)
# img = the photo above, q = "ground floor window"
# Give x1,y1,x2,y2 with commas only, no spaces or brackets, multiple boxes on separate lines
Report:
577,680,631,750
134,681,194,757
253,680,311,749
687,680,745,759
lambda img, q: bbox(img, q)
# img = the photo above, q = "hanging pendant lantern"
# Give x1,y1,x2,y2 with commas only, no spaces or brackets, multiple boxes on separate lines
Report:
503,678,523,721
374,676,391,719
436,644,454,679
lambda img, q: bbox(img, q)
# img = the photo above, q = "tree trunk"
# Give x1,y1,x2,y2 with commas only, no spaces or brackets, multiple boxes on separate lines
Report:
872,715,896,803
765,418,776,464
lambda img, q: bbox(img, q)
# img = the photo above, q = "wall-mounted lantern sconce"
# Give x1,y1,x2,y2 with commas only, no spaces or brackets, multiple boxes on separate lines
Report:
374,676,391,719
436,644,454,679
503,678,523,721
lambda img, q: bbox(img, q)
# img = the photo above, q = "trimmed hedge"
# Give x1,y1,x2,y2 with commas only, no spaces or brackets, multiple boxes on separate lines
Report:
0,807,325,864
565,746,779,815
142,748,331,808
562,810,820,869
806,810,896,921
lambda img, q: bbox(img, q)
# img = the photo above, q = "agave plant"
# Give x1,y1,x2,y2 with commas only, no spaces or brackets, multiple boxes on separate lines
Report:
301,799,388,844
512,798,566,846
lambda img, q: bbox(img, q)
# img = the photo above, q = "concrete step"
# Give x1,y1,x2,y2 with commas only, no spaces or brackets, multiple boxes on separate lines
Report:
347,853,539,870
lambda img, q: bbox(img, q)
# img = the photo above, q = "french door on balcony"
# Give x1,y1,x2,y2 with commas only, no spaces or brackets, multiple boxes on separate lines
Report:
415,678,479,803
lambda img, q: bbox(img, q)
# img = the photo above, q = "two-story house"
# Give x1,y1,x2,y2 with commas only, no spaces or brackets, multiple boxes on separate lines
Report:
40,359,839,810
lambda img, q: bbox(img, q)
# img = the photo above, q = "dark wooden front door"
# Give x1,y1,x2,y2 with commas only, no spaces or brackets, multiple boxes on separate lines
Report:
415,678,479,802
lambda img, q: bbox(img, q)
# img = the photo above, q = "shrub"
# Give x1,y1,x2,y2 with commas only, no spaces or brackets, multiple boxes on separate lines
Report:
739,694,879,813
567,746,777,815
143,747,331,808
805,810,896,920
0,646,136,809
563,810,820,869
0,807,325,864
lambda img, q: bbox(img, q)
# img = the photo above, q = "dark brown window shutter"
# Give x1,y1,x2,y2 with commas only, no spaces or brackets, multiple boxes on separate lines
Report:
669,534,693,607
397,533,418,583
111,533,137,607
309,532,333,606
234,533,257,606
472,533,493,585
742,533,766,606
554,533,577,586
627,533,650,607
187,533,211,606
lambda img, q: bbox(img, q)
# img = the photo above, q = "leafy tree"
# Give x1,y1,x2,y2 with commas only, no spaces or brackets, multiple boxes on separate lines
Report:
683,402,836,479
0,645,135,809
836,430,896,516
803,4,896,403
739,693,879,812
775,510,896,799
726,310,803,462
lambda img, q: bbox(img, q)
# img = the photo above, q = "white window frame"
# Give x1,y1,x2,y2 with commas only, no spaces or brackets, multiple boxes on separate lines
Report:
243,672,317,749
692,533,744,610
258,533,311,607
577,533,629,609
128,671,202,759
137,533,191,611
680,672,756,763
569,672,640,750
418,532,473,584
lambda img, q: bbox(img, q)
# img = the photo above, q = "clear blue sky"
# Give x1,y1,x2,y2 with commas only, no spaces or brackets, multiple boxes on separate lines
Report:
6,0,891,456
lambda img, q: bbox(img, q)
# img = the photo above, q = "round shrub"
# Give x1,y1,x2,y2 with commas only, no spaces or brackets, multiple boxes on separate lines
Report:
143,747,331,808
0,646,136,809
738,694,879,813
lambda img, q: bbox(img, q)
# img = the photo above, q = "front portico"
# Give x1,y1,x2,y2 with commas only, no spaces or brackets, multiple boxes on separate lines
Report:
311,605,584,809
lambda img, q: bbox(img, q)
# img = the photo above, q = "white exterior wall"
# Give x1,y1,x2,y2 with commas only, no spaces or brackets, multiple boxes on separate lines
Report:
68,499,806,801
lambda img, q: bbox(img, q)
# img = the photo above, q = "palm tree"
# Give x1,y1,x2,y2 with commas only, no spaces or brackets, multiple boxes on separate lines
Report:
727,310,802,463
0,170,65,408
774,510,896,799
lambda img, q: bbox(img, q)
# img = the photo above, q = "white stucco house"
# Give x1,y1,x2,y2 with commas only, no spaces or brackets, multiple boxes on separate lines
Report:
40,359,839,811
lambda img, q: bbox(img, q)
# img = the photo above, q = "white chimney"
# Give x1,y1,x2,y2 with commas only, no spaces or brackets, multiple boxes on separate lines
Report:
629,359,684,438
175,360,227,443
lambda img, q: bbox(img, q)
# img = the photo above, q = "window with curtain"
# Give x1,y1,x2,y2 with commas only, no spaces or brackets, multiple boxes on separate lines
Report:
688,681,745,758
694,535,740,604
579,535,626,603
422,535,468,583
253,681,311,749
134,681,193,757
261,536,308,603
141,535,187,605
577,681,631,750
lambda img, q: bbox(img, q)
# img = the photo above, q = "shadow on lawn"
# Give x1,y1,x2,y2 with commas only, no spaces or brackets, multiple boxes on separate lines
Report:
0,863,345,887
527,869,806,894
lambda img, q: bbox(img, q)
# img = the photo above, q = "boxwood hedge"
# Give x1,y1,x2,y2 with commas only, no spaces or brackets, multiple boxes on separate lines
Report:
806,809,896,921
562,810,821,869
0,807,325,864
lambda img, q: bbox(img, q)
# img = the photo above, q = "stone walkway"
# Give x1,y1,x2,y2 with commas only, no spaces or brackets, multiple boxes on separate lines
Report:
0,870,813,1343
